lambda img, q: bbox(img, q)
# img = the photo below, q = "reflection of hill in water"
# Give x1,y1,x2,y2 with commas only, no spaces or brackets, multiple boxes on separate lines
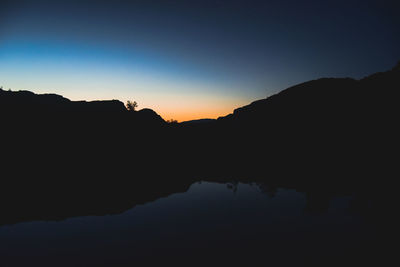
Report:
0,181,384,266
0,175,383,227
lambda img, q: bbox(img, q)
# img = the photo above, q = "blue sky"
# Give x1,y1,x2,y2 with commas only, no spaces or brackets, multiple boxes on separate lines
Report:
1,0,399,121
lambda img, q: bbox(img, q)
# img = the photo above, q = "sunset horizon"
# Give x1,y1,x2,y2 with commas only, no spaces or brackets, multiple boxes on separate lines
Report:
2,0,398,122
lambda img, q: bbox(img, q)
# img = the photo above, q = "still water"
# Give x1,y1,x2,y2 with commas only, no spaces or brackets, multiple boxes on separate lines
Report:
0,182,374,266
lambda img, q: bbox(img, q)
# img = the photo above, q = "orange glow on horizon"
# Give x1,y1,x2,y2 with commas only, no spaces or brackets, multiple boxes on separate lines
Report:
158,108,232,122
141,96,249,122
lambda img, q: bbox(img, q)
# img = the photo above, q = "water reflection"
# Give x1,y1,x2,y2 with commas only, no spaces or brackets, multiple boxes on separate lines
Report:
0,182,377,266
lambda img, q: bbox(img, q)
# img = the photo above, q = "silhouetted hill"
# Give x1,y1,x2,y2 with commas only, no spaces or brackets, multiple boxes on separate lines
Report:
221,77,357,122
1,88,167,188
175,62,399,188
0,88,166,124
213,64,399,175
218,63,399,129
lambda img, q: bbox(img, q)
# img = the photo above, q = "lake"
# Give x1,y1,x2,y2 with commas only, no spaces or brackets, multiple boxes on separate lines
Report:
0,181,378,266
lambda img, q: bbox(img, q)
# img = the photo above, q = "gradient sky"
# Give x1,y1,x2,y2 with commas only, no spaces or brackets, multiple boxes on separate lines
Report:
1,0,399,121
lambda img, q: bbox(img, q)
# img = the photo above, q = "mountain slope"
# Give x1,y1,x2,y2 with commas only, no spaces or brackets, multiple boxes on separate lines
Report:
218,62,399,131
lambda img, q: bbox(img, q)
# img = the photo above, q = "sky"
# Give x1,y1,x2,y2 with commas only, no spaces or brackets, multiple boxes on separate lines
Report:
1,0,399,121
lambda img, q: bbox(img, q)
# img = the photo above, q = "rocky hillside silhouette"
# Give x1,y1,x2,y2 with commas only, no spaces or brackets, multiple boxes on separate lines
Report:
2,61,397,133
0,89,165,118
218,61,399,130
175,62,399,188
